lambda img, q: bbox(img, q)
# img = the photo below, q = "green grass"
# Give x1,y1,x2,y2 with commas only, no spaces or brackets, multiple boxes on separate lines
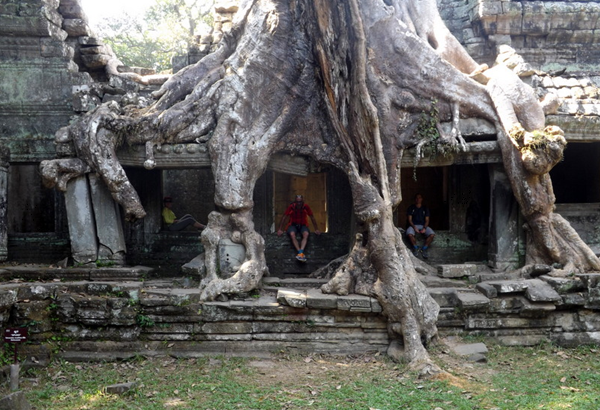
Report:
13,343,600,409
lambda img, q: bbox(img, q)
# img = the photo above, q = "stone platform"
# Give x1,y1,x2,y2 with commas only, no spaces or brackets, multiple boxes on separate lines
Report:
0,264,598,362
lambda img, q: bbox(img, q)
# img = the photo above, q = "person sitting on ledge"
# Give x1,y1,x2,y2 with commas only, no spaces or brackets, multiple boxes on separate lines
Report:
406,193,435,259
162,196,205,231
277,194,321,262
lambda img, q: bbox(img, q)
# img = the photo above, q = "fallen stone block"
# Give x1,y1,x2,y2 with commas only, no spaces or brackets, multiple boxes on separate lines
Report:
519,298,556,317
0,391,31,410
476,272,515,282
520,264,552,278
539,275,585,294
486,280,529,294
476,282,497,298
104,382,137,395
456,291,490,310
437,264,478,278
63,18,91,37
276,289,307,308
552,331,600,347
524,279,561,303
306,288,337,309
451,342,488,356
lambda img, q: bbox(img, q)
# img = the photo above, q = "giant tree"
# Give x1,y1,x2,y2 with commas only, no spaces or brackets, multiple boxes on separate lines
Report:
41,0,600,371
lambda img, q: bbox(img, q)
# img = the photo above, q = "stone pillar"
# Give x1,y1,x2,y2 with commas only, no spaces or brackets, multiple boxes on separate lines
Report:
89,174,126,265
488,164,523,271
0,147,9,261
65,176,98,264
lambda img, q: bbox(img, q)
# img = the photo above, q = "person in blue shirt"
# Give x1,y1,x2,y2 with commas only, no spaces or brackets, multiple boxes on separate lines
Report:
406,193,435,259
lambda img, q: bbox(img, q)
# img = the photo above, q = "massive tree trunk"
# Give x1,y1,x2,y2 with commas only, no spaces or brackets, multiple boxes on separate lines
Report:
39,0,599,369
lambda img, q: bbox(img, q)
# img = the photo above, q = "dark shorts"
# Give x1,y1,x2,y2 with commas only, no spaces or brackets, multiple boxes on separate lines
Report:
287,224,310,235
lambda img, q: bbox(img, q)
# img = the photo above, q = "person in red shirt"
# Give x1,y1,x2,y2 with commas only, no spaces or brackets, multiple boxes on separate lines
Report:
277,195,321,261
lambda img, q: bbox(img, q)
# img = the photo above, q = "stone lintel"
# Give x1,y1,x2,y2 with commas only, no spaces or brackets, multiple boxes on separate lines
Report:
402,141,501,168
115,141,505,171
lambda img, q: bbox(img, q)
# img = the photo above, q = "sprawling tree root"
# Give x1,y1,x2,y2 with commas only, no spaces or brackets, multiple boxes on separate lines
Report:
39,0,599,369
320,234,375,296
200,209,268,300
485,65,600,273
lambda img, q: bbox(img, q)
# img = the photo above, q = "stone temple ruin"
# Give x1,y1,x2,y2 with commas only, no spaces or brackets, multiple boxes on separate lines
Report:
0,0,600,362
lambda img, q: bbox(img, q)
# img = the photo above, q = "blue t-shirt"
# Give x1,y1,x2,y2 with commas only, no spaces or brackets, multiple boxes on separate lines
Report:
407,204,430,226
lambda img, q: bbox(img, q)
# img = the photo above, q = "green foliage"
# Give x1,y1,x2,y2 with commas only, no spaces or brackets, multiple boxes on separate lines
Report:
0,343,16,366
412,99,461,181
413,99,440,181
94,0,215,72
135,314,155,328
415,99,440,142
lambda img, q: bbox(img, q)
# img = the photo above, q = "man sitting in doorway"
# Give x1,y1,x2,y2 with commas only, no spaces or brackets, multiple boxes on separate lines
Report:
277,194,321,262
406,193,435,259
162,196,205,231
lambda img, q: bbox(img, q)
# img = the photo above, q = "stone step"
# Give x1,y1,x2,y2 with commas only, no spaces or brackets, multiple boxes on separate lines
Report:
275,288,382,312
456,291,490,310
428,287,490,309
482,279,562,303
437,264,479,279
262,277,329,290
0,265,152,282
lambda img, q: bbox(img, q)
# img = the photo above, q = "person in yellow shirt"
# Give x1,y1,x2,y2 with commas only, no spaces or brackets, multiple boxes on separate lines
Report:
162,196,205,231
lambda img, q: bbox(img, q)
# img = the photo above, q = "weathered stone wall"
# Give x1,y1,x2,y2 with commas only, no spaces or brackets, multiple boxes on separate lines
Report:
440,0,600,73
0,0,89,161
0,271,599,361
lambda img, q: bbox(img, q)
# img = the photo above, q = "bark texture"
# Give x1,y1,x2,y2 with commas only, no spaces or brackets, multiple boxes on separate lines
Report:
39,0,599,369
483,66,600,275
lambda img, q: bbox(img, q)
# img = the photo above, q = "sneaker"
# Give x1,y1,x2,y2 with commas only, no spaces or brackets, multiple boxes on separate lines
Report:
421,248,429,259
296,252,306,262
412,247,420,257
